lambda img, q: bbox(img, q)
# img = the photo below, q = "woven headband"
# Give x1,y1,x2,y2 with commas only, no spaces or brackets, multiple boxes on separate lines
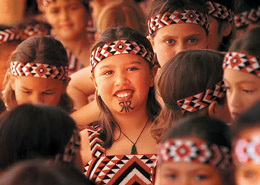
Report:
54,129,81,163
10,61,68,80
169,81,225,114
234,6,260,29
19,24,50,40
158,138,231,169
223,52,260,77
90,40,154,71
233,137,260,164
205,1,233,23
0,29,20,44
148,10,209,35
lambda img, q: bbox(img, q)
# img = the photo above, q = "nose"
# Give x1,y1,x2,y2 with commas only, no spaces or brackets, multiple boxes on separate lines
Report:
59,9,69,21
114,71,129,86
227,89,241,110
30,93,44,104
180,176,190,185
174,42,186,55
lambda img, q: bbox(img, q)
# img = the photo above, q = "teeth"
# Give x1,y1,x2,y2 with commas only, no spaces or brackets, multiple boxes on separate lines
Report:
116,92,130,98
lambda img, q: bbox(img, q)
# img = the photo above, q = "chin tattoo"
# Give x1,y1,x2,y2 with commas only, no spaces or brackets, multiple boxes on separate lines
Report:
119,101,134,113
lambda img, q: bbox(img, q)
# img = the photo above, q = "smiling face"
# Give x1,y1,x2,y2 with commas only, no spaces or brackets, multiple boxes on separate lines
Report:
151,23,207,67
10,76,66,106
155,161,222,185
44,0,88,40
93,54,154,115
223,69,260,121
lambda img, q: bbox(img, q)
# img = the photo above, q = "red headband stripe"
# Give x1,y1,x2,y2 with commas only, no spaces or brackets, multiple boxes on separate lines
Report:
10,61,68,80
223,52,260,77
90,40,154,71
0,29,20,44
158,139,231,169
148,10,209,35
233,137,260,164
234,6,260,28
205,1,233,23
175,81,226,114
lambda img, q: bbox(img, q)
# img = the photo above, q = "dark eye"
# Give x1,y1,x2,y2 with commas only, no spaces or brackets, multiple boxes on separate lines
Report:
243,170,257,180
43,92,54,95
104,70,113,75
194,174,208,180
242,89,254,94
166,39,175,45
186,38,198,44
22,91,32,94
50,8,59,14
166,173,177,180
127,67,138,71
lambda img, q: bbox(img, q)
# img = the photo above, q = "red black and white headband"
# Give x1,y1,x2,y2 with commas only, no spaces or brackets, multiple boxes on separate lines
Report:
158,138,231,169
10,61,68,80
0,28,20,44
205,1,233,23
166,81,225,114
233,137,260,164
234,6,260,29
54,129,81,163
19,24,50,40
223,52,260,77
90,40,154,71
148,10,209,35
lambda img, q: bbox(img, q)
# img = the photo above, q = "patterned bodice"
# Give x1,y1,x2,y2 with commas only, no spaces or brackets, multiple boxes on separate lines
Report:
84,125,157,185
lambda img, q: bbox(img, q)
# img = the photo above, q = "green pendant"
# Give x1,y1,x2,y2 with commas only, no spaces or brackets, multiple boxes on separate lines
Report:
131,144,137,154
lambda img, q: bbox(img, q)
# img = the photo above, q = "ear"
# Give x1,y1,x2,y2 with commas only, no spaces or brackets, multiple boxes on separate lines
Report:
208,101,217,116
36,0,45,13
221,22,232,37
147,35,155,49
90,75,99,95
149,65,158,87
62,77,71,93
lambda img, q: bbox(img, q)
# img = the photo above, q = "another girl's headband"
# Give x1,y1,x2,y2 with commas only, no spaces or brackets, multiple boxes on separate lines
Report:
0,29,20,44
233,137,260,164
90,40,154,72
234,6,260,29
54,129,81,163
10,61,68,80
148,10,209,35
205,1,233,23
158,138,231,169
166,81,226,114
223,52,260,77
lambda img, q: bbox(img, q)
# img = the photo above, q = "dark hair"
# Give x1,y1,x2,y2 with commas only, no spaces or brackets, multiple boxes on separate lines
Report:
91,26,161,148
0,104,78,171
0,98,5,114
2,36,73,113
0,159,95,185
233,101,260,139
152,49,225,141
147,0,209,37
228,27,260,58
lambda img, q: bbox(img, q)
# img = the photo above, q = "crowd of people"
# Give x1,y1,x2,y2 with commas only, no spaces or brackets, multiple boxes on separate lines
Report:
0,0,259,184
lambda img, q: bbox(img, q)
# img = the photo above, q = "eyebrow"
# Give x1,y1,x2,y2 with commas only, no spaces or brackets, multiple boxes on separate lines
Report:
224,78,257,85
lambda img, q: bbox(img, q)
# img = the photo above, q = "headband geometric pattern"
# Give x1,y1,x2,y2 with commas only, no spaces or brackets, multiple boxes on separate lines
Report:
10,61,68,80
176,81,226,114
54,129,81,163
233,137,260,164
223,52,260,77
205,1,233,23
158,139,232,169
234,6,260,29
0,29,20,44
90,40,154,71
20,24,50,40
148,10,209,35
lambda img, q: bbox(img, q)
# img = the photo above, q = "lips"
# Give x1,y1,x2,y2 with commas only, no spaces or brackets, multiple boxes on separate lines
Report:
114,89,134,101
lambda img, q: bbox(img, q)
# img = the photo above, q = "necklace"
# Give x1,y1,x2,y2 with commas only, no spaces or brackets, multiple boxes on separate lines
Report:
119,118,149,155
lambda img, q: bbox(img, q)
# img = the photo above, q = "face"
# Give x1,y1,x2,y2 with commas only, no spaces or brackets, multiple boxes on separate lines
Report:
155,161,222,185
11,76,67,106
235,127,260,185
151,23,207,67
93,54,155,115
223,69,260,121
45,0,88,40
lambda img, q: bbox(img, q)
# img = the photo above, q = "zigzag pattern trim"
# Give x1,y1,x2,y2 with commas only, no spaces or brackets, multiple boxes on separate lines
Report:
205,1,233,23
234,6,260,28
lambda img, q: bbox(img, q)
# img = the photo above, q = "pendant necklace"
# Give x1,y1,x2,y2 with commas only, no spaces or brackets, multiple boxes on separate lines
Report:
119,118,149,155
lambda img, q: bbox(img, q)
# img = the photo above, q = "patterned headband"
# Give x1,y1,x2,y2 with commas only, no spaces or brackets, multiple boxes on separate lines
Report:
10,61,68,80
148,10,209,35
90,40,154,71
205,1,233,23
173,81,226,114
223,52,260,77
19,24,50,40
54,129,81,163
233,137,260,164
158,138,231,169
234,6,260,29
0,29,20,44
